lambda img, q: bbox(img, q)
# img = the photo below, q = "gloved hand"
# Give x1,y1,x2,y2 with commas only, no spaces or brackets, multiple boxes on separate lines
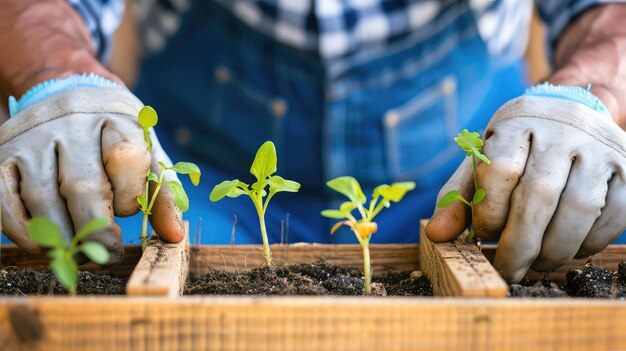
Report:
426,89,626,283
0,86,184,264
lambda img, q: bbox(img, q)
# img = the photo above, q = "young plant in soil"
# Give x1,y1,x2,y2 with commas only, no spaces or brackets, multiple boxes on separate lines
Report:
27,217,111,295
321,177,415,295
436,129,490,241
209,141,300,267
136,106,201,250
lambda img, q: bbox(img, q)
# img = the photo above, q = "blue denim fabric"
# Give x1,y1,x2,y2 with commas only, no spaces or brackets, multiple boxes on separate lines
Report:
126,0,626,246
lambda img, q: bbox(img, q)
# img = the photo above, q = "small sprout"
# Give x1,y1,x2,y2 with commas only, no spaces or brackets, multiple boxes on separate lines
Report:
210,141,300,266
136,106,201,249
27,217,111,295
437,129,490,241
322,177,415,295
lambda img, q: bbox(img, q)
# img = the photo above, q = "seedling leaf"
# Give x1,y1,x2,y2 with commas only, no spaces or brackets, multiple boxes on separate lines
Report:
377,182,416,202
47,247,64,260
330,220,353,235
170,162,201,186
326,176,366,204
50,255,78,292
138,106,158,150
147,171,159,183
169,181,189,212
75,217,110,241
80,242,110,264
210,180,240,201
138,106,158,129
226,187,247,198
27,218,65,247
437,190,465,208
372,184,389,200
321,209,346,219
137,194,147,210
250,141,277,181
454,129,483,154
472,188,486,205
340,201,356,214
268,175,300,193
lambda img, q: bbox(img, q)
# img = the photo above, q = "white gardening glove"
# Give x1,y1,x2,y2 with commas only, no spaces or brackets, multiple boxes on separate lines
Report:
0,87,184,263
426,92,626,283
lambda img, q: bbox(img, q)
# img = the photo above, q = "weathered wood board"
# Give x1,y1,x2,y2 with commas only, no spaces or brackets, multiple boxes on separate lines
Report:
419,220,508,297
126,222,190,297
1,220,626,351
188,242,420,280
0,297,625,351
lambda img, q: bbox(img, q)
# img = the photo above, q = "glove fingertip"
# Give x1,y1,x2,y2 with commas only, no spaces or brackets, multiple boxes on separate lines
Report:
425,202,469,242
149,187,185,243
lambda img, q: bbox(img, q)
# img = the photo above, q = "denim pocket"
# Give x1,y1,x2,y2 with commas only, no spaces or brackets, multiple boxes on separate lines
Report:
384,75,460,186
211,65,288,154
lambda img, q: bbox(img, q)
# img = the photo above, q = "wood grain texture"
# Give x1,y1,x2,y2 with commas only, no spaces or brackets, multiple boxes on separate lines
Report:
0,297,625,351
188,243,420,281
419,220,508,297
126,222,189,297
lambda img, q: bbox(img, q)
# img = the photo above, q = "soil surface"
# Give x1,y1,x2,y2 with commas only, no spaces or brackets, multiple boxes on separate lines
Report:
509,262,626,298
185,262,433,296
0,268,126,296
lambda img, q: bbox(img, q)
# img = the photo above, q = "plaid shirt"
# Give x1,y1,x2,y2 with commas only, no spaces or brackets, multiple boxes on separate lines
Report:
69,0,624,62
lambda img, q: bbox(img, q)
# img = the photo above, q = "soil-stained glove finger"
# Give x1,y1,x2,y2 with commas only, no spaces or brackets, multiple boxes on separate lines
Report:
57,118,123,264
576,172,626,258
101,117,151,216
532,155,612,272
493,140,572,283
425,158,473,242
473,123,530,241
18,142,74,243
0,163,39,253
147,131,184,243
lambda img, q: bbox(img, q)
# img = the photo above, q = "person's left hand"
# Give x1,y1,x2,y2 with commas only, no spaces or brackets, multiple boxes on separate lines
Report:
425,94,626,283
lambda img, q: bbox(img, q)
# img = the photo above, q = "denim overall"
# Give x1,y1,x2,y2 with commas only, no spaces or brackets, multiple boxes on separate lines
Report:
119,0,528,245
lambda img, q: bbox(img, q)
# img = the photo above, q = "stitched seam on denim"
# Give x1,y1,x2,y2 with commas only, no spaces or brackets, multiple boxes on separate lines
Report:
385,77,458,179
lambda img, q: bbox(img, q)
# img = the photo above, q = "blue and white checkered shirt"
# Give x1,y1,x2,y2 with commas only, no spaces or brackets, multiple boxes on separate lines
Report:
68,0,624,62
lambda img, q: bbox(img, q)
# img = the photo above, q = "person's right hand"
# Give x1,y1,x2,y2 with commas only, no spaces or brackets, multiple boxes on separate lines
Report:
0,87,185,263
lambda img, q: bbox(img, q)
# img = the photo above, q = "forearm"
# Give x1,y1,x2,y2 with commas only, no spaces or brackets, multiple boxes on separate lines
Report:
0,0,122,104
548,4,626,127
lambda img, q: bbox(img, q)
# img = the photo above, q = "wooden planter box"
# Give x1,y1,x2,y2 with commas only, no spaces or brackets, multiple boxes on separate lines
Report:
1,221,625,350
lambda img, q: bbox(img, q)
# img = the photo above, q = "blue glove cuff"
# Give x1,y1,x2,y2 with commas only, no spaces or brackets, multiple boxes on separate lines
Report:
524,82,611,119
8,73,124,117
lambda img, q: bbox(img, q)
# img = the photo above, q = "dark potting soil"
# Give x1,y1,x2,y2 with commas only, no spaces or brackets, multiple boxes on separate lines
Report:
509,262,626,298
0,268,127,296
185,261,433,296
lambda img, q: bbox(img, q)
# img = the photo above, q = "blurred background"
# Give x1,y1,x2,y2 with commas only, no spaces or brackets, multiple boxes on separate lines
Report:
107,1,550,92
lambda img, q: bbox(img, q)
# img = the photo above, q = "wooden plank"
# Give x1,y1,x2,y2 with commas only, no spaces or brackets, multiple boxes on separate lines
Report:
419,220,508,297
0,296,625,351
0,245,141,278
188,243,420,281
126,222,189,297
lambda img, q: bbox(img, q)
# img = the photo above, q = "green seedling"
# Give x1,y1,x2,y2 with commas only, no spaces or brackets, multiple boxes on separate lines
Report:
321,177,415,295
209,141,300,266
136,106,201,250
27,217,111,295
437,129,491,241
